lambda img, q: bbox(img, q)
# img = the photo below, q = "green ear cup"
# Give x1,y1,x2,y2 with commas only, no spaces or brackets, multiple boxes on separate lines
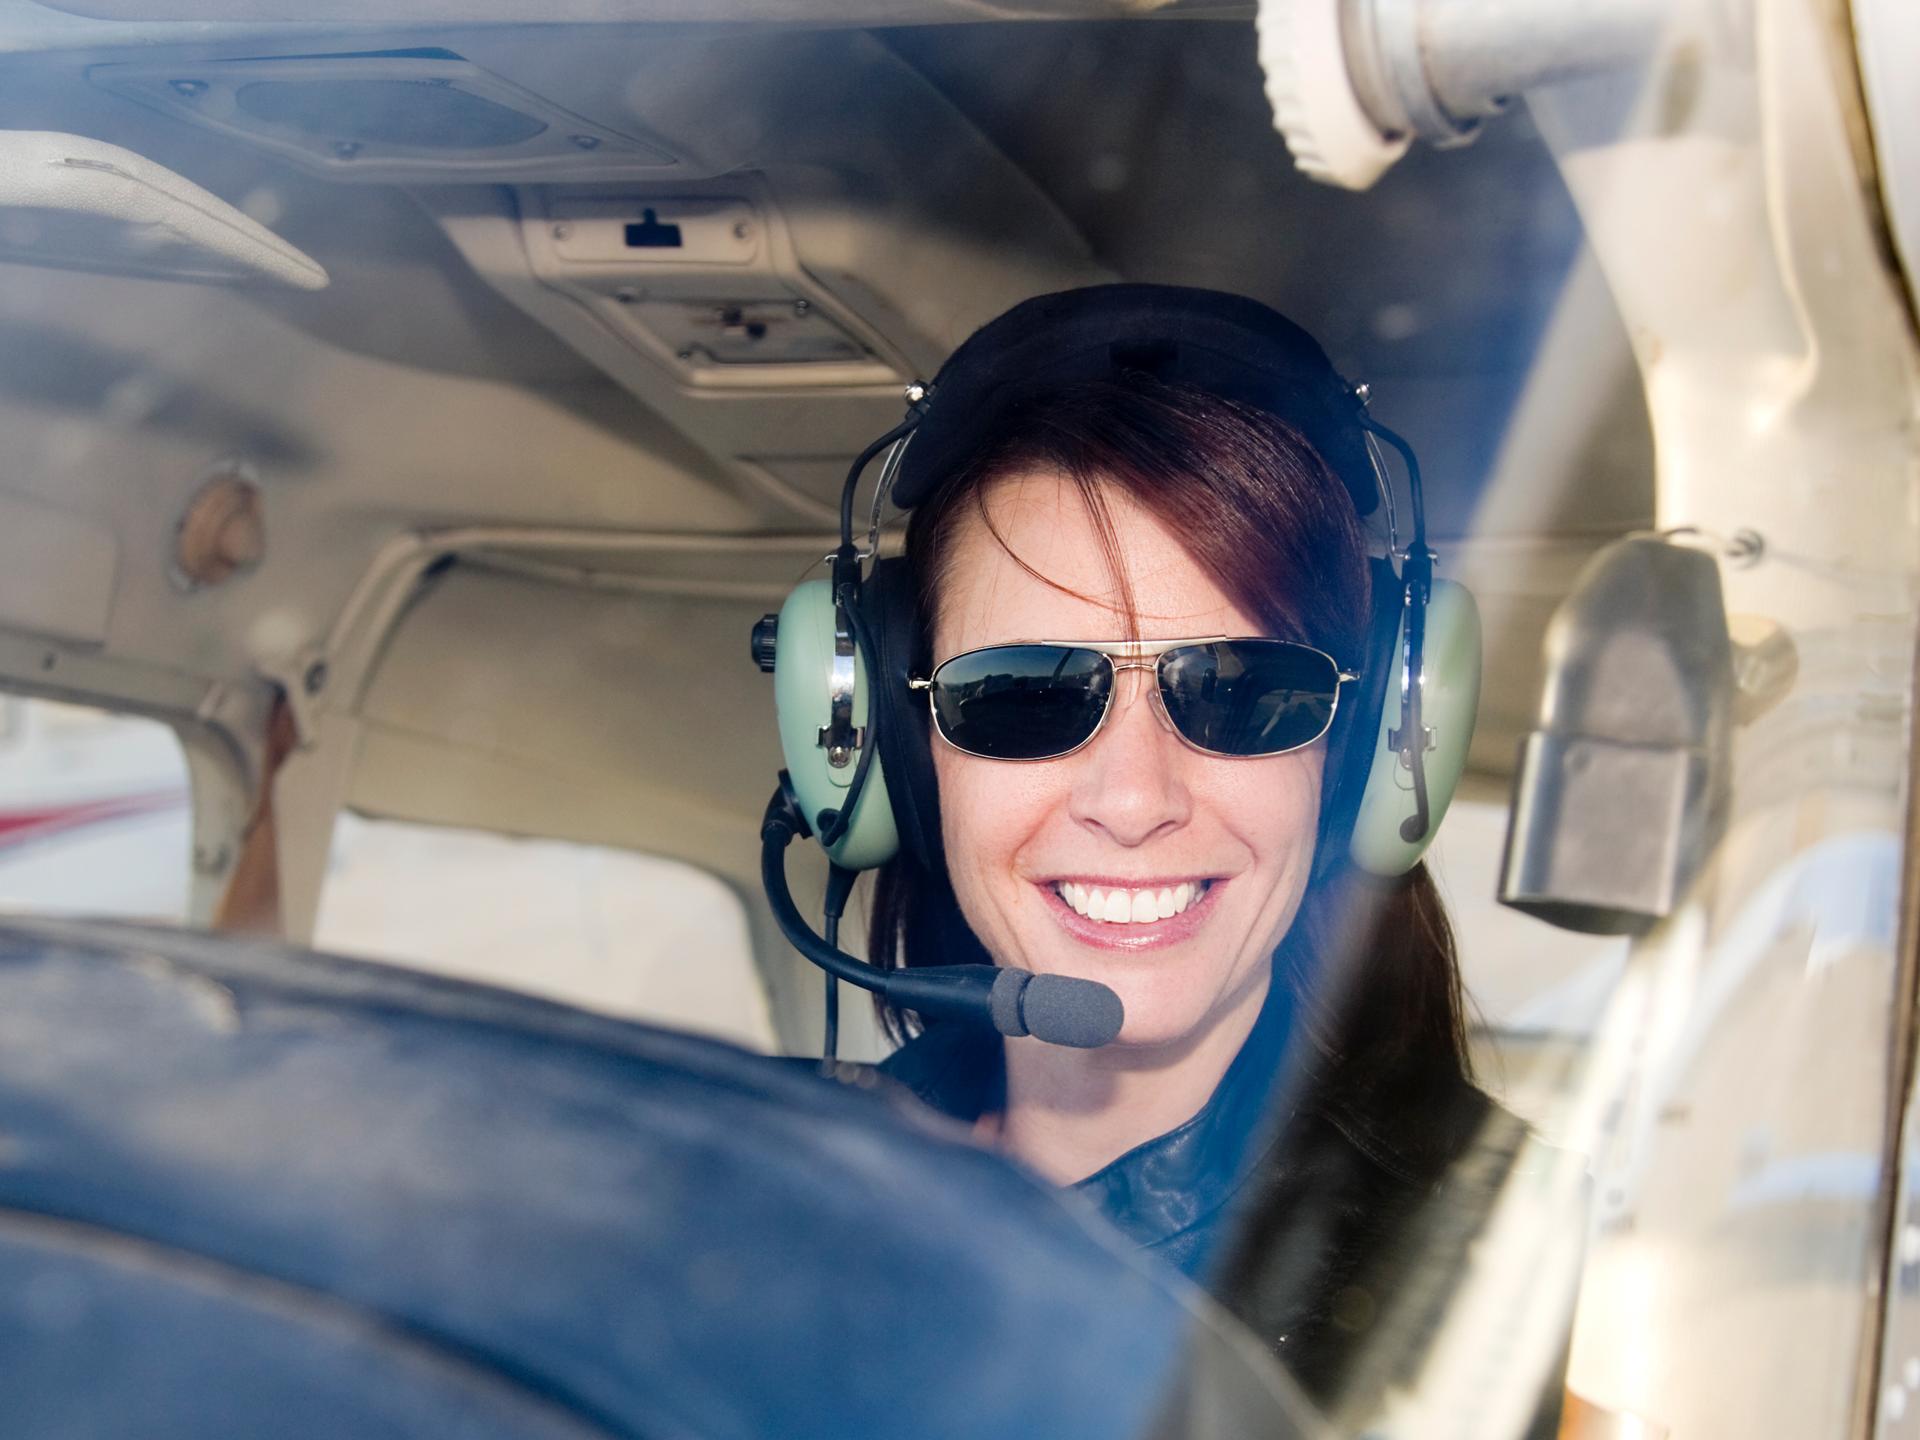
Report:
771,578,901,871
1348,578,1482,877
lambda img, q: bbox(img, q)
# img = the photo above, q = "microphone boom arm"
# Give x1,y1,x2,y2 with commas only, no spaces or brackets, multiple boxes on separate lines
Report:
759,782,1123,1049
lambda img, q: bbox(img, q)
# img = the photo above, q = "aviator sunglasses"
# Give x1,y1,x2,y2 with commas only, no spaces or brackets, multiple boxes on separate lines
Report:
908,637,1360,762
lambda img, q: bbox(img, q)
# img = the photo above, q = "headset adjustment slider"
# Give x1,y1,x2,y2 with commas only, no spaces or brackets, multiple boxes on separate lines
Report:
816,725,866,769
1389,723,1437,767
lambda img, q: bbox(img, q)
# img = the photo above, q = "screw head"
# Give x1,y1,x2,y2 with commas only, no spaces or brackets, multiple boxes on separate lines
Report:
793,298,811,316
676,349,695,364
1725,528,1766,567
613,286,641,305
1354,381,1373,404
569,134,601,151
551,222,572,241
732,220,752,240
169,79,209,98
903,381,928,404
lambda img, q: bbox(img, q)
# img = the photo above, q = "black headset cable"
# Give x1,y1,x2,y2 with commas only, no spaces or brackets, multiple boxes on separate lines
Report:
819,863,859,1059
838,413,922,550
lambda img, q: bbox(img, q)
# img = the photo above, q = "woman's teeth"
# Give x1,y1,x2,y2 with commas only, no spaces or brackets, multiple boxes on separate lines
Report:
1055,880,1209,924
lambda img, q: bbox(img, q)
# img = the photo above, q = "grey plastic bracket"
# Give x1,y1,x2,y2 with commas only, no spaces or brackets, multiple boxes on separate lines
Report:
1497,536,1735,936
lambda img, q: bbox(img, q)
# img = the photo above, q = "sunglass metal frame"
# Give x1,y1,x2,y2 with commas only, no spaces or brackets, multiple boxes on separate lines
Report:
909,636,1361,763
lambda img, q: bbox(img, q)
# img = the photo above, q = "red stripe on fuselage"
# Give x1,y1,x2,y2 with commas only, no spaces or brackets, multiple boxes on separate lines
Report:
0,791,188,851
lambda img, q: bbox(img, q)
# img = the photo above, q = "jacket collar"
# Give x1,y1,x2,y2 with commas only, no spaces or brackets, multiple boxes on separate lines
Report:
1066,978,1297,1254
880,978,1299,1260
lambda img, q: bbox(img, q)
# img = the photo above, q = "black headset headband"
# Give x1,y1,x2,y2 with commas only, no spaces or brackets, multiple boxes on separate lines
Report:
890,283,1379,518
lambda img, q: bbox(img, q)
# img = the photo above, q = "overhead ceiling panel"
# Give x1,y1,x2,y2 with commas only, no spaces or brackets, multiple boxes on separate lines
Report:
88,53,677,182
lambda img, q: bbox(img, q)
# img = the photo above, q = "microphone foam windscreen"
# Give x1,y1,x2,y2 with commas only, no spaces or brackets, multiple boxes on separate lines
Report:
1019,974,1124,1049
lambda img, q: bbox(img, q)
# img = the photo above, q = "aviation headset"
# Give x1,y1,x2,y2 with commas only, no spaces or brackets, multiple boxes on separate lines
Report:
753,284,1481,1053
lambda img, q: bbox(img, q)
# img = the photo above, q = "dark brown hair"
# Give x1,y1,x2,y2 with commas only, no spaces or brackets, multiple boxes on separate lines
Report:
868,375,1471,1095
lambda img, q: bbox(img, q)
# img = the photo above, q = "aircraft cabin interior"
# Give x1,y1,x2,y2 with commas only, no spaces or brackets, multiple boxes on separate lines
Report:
0,1,1914,1436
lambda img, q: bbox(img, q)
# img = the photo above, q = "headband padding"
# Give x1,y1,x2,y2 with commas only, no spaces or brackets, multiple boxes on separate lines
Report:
859,556,945,875
892,283,1378,518
1316,556,1404,879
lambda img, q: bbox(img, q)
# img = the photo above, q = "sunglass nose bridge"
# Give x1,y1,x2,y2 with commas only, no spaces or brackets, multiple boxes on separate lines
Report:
1105,657,1181,741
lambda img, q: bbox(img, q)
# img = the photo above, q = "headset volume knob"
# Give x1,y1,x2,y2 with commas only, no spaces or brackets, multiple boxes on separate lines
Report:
750,613,780,672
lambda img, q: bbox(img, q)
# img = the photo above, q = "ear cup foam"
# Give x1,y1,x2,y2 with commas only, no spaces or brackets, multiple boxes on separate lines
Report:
859,557,945,875
1317,557,1404,879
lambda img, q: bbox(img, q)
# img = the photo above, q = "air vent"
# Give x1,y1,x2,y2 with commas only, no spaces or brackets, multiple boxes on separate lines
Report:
234,80,550,150
88,55,675,181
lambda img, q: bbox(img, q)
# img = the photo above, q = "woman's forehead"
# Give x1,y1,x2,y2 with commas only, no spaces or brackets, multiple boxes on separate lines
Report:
932,470,1262,655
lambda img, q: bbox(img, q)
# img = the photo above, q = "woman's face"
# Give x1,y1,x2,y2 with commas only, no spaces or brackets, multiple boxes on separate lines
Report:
931,469,1326,1052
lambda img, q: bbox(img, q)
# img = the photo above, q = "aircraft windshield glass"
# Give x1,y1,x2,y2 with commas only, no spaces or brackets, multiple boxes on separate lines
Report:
0,4,1914,1438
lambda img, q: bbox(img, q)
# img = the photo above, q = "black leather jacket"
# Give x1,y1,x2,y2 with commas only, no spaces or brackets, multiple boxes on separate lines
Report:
879,982,1534,1422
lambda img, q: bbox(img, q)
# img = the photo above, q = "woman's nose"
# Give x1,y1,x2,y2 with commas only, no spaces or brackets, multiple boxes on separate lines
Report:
1066,669,1192,847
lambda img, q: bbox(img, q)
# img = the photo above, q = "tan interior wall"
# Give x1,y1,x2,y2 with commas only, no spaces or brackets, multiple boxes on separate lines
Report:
0,16,1654,1049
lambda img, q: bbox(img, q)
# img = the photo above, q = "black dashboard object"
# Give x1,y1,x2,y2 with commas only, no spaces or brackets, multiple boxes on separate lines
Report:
0,918,1312,1440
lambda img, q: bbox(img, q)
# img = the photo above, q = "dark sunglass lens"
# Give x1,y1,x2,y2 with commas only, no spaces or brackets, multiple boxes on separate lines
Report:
1158,642,1340,756
930,646,1111,760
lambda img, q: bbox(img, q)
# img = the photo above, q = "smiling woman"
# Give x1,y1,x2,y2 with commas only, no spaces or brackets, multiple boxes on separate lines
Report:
865,286,1503,1417
928,467,1336,1135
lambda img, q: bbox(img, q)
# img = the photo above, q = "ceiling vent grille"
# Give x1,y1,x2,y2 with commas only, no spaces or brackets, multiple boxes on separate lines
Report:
88,54,676,182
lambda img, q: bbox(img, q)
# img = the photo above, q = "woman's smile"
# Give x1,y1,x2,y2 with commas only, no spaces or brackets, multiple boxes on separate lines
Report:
1039,874,1225,951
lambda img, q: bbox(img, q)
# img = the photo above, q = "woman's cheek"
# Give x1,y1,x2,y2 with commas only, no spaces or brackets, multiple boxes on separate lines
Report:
934,750,1059,964
1233,753,1323,950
